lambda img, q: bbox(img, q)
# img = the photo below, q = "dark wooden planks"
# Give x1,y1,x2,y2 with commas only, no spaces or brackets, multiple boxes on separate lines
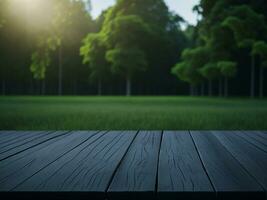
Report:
190,131,264,200
0,131,37,146
107,131,162,200
0,130,266,200
0,131,98,191
14,131,137,200
158,131,214,200
0,131,50,153
213,131,267,192
0,131,19,138
0,131,71,168
0,131,69,161
237,131,267,152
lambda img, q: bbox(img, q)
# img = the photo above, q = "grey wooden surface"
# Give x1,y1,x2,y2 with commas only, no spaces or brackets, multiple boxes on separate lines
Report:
0,130,266,200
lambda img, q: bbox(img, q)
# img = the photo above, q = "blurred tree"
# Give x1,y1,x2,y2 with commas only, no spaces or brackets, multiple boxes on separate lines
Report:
199,62,220,96
172,46,208,95
106,46,147,96
103,15,151,95
80,33,109,95
252,41,267,98
222,5,267,98
172,0,267,97
30,36,52,94
217,61,237,97
101,0,186,95
30,0,93,95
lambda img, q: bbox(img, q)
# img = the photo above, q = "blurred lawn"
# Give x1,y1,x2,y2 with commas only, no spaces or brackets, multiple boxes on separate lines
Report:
0,96,266,130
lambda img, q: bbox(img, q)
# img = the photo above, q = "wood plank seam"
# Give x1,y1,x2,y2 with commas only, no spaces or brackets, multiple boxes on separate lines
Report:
188,131,216,194
0,132,35,146
0,131,52,154
0,130,266,199
0,131,70,162
237,131,267,154
0,131,47,149
243,132,267,148
155,130,163,196
104,130,139,198
213,131,267,192
25,131,108,192
10,130,102,191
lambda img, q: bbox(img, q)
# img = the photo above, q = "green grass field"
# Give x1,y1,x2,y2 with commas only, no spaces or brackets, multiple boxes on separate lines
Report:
0,96,266,130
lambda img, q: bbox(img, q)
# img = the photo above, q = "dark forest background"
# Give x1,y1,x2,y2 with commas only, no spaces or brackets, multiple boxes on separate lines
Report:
0,0,267,97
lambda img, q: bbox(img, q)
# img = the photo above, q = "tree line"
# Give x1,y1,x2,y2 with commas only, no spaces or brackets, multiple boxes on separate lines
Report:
172,0,267,98
0,0,266,97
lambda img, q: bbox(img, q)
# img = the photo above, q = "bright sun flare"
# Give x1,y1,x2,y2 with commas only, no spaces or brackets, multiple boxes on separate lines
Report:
7,0,52,29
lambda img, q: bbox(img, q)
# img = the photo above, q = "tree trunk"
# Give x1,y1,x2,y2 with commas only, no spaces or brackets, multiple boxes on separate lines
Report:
195,86,199,96
98,79,102,96
30,78,34,95
190,85,194,96
259,66,264,98
224,77,228,97
37,80,41,95
208,80,212,96
250,55,255,98
58,46,63,96
41,79,46,95
126,76,131,96
2,79,6,96
201,83,205,96
219,77,223,97
73,80,77,95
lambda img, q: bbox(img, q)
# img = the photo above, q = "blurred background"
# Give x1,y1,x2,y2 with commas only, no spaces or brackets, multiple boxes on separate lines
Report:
0,0,266,97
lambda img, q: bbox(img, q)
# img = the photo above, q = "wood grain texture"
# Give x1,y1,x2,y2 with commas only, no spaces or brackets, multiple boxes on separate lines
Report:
0,131,71,167
0,131,47,151
0,130,266,200
0,131,97,191
14,131,137,199
107,131,162,200
158,131,214,200
237,131,267,153
0,131,35,146
190,131,264,200
0,131,68,161
213,131,267,191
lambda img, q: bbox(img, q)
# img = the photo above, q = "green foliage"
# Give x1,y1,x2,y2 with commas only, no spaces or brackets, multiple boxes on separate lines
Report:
100,0,186,86
199,62,220,80
30,36,52,80
30,51,51,80
101,13,152,81
29,0,93,80
207,24,235,61
80,33,109,81
104,15,152,48
222,5,267,48
252,41,267,69
217,61,237,78
172,0,267,95
252,41,267,58
181,47,210,68
106,47,147,77
114,0,170,27
172,46,210,85
171,62,202,85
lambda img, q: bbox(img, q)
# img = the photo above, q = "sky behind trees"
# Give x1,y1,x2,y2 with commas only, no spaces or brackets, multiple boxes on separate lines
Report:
90,0,200,25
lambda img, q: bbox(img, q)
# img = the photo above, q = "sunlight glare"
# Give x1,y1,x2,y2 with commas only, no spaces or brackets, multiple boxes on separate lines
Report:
7,0,52,30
